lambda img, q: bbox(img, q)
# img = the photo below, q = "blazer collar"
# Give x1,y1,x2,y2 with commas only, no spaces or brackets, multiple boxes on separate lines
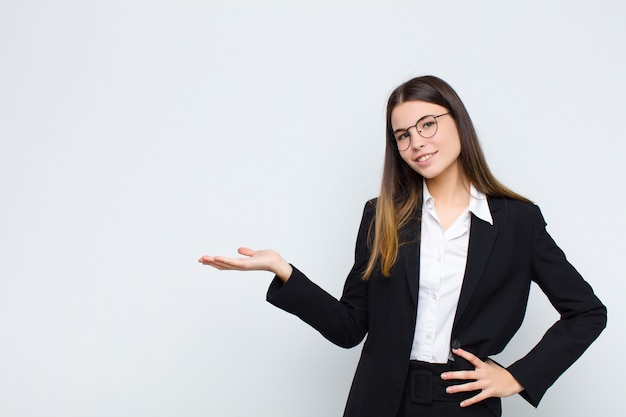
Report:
400,196,506,310
454,196,505,324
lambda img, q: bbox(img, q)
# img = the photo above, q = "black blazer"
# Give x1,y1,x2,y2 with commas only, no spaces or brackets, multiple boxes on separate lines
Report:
267,197,606,417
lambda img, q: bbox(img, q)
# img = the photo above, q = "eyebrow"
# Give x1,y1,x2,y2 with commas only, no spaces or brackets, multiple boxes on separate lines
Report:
392,114,428,134
393,113,445,134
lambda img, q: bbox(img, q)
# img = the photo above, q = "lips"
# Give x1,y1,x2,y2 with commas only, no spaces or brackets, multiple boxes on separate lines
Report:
416,152,437,163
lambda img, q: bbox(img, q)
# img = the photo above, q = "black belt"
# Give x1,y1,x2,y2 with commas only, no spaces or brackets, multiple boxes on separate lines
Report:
405,360,479,404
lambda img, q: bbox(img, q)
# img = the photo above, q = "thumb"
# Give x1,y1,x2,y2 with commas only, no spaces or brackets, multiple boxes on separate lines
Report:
237,247,256,257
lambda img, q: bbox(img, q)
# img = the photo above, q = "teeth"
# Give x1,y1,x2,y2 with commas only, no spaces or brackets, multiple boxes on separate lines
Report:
418,153,433,162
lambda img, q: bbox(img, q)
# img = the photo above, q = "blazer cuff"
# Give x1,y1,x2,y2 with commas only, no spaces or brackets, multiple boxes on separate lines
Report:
507,363,544,407
266,264,308,307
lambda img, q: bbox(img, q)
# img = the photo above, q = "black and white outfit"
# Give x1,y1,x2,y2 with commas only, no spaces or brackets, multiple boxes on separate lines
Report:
266,186,606,417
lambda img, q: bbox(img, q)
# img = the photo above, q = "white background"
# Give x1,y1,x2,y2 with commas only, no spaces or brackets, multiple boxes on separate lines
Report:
1,1,623,416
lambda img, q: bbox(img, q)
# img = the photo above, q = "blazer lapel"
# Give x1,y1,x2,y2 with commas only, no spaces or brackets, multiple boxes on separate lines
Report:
400,212,422,307
454,197,504,325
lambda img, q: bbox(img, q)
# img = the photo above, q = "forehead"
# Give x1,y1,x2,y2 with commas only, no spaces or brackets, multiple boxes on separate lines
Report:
390,100,448,130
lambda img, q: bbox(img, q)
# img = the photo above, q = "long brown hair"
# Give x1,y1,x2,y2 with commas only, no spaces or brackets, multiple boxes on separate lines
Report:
363,76,531,280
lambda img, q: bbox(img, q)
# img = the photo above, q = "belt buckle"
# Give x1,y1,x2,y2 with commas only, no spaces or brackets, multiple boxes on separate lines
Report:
409,369,433,405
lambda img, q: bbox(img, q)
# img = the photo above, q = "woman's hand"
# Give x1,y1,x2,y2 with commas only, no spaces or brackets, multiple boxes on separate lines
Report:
440,348,524,407
198,247,293,282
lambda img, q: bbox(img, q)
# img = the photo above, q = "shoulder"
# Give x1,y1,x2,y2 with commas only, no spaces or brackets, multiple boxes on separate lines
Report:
487,196,545,227
362,198,378,218
354,198,378,238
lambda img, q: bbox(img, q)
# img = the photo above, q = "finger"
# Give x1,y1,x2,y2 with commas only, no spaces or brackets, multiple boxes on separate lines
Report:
199,256,246,270
199,256,223,266
460,391,488,408
208,263,240,271
198,255,239,266
446,380,481,394
441,369,475,381
212,256,250,269
199,259,238,270
452,348,483,367
237,247,256,256
452,348,482,364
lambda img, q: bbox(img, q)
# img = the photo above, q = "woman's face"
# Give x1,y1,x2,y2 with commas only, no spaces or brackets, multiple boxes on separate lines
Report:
390,100,462,183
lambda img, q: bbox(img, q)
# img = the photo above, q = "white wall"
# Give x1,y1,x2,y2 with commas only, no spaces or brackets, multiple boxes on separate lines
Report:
1,1,623,416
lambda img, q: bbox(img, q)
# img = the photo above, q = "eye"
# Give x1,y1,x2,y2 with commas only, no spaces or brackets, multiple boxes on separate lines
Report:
420,120,436,130
395,131,410,141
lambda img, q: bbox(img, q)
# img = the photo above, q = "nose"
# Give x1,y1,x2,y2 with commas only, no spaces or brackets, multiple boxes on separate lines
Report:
409,128,426,149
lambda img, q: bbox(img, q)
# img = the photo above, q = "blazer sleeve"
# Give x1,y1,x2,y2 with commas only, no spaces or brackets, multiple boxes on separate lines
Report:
265,201,374,348
507,205,607,406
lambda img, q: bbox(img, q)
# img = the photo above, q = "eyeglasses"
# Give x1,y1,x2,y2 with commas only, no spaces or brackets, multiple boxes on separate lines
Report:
392,112,450,151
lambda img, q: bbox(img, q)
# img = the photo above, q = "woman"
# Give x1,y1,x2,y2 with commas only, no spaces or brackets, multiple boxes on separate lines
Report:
199,76,606,417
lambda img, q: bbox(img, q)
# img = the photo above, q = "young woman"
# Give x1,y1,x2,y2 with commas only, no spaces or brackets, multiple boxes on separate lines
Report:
199,76,606,417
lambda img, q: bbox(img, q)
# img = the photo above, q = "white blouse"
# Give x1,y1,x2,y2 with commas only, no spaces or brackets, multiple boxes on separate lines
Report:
410,183,493,363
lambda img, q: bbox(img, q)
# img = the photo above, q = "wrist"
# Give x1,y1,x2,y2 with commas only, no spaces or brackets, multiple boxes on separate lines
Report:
274,260,293,283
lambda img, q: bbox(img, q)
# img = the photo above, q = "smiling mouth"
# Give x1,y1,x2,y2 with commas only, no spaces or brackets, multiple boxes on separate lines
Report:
416,152,436,163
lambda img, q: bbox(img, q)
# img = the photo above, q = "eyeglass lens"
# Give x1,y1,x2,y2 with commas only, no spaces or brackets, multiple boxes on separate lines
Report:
394,115,439,151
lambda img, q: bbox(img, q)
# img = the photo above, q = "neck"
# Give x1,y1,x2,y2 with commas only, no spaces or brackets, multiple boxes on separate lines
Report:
425,171,470,207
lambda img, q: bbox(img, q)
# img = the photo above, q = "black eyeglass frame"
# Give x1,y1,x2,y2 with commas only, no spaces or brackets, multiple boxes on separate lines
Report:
391,112,450,150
